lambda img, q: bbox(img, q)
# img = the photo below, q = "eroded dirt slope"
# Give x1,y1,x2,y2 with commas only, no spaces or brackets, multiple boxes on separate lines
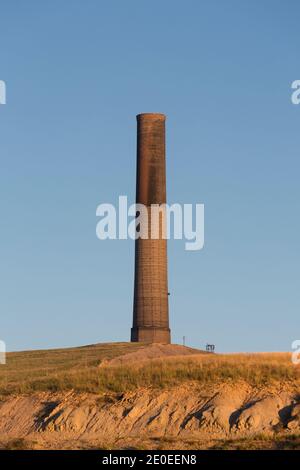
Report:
0,382,299,449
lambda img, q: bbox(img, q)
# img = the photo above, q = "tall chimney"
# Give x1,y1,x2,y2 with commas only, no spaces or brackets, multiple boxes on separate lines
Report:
131,113,171,343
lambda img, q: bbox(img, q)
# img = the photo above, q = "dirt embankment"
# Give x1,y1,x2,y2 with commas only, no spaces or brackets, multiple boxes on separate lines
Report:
0,381,299,449
99,343,207,367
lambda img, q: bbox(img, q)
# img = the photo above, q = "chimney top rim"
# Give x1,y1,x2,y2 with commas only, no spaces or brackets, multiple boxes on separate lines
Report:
136,113,166,121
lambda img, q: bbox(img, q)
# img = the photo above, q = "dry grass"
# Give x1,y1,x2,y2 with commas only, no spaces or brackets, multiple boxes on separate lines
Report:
210,433,300,450
0,343,299,395
0,438,37,450
97,352,300,392
0,342,143,395
2,434,300,450
145,433,300,450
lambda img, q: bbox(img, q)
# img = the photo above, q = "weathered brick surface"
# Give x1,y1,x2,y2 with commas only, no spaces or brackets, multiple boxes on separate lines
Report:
131,114,170,343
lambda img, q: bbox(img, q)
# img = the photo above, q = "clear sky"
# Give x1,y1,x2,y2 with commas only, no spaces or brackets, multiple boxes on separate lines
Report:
1,0,299,352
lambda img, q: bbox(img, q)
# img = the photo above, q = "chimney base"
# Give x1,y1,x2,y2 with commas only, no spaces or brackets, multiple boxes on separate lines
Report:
131,327,171,344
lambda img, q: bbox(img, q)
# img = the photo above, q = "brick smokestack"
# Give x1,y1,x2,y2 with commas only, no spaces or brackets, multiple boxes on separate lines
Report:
131,113,171,343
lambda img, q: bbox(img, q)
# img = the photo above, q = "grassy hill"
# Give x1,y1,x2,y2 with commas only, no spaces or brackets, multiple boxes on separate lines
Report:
0,342,143,395
0,342,298,396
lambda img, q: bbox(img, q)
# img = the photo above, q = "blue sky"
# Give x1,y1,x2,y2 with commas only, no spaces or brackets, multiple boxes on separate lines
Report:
0,0,299,352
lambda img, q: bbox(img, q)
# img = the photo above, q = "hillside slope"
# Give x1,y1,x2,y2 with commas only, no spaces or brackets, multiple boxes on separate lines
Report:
0,343,299,449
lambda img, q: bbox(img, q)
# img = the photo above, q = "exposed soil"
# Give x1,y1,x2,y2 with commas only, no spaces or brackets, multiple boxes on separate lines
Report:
0,381,299,449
